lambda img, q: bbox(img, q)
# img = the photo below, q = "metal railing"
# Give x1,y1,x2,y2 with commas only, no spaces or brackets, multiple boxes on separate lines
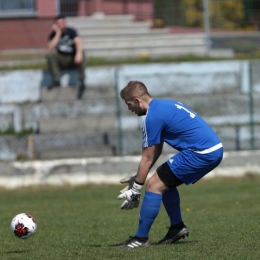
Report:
114,60,260,155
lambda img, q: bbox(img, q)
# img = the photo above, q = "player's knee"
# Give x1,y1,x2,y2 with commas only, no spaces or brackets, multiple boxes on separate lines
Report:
46,52,56,61
146,172,168,194
146,177,154,191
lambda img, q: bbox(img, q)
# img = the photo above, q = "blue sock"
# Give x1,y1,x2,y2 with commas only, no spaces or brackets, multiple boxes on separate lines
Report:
162,188,182,226
135,191,162,238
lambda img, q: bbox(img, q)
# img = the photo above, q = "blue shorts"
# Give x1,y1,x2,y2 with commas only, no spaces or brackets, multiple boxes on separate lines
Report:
166,148,223,185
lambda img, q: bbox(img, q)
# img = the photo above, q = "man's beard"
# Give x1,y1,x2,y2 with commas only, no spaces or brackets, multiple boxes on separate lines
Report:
137,110,146,116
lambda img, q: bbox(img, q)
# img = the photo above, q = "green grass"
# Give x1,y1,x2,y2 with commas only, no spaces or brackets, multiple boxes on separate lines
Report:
3,52,260,71
0,176,260,260
0,127,34,136
0,55,221,71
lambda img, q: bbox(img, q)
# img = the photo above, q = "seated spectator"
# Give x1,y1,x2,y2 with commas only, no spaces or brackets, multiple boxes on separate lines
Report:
46,15,86,99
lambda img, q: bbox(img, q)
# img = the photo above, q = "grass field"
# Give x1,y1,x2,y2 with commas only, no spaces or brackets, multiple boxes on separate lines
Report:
0,176,259,260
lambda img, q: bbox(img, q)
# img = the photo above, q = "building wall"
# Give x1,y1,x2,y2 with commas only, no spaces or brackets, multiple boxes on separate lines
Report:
0,0,153,50
0,19,52,50
37,0,57,17
83,0,153,20
102,1,153,20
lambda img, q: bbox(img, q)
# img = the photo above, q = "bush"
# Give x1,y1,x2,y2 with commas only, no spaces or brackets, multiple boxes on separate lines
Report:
155,0,253,30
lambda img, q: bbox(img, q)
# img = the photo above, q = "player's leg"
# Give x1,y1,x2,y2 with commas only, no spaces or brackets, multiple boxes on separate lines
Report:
118,171,167,248
156,162,189,244
46,52,61,88
76,51,86,82
58,53,75,71
120,162,187,248
158,148,223,244
76,52,86,99
158,188,189,244
168,149,223,185
163,188,182,226
135,172,166,238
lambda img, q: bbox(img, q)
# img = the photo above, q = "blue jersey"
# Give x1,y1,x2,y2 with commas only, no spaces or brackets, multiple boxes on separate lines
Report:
141,99,221,152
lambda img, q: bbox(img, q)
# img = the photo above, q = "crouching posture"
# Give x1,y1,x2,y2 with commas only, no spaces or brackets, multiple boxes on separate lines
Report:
117,81,223,248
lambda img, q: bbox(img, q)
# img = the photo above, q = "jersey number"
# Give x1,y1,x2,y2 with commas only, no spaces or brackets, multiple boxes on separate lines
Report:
175,104,196,118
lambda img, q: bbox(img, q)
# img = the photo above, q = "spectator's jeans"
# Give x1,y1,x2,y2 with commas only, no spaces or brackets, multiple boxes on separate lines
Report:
46,51,86,83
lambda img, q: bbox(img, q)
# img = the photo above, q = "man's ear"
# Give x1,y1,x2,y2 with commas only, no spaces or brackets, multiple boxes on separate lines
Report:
134,97,141,105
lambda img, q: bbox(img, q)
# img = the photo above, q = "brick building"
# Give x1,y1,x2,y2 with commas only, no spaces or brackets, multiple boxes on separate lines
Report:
0,0,153,50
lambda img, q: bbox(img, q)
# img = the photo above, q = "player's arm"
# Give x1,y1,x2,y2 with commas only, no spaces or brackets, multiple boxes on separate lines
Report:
117,142,163,210
151,141,164,167
74,36,84,64
47,24,62,50
135,142,164,184
119,141,163,192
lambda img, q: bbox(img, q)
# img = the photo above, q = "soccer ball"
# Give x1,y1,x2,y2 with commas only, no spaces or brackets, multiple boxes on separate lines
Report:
10,213,37,239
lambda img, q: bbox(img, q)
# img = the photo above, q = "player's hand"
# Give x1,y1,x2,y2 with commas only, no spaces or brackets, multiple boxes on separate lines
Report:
74,52,83,64
119,175,136,194
117,182,143,210
51,24,61,34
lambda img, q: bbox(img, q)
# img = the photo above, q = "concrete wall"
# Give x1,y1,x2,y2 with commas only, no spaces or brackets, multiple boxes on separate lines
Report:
0,150,259,189
0,60,250,104
0,60,251,135
0,66,115,104
0,60,259,160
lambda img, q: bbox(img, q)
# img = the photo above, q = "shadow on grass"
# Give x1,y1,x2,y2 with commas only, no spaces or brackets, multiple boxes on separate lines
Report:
5,250,30,254
96,239,199,247
86,245,103,247
150,240,198,246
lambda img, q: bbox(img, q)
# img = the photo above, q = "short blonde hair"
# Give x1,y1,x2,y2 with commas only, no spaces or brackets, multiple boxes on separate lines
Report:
120,81,151,101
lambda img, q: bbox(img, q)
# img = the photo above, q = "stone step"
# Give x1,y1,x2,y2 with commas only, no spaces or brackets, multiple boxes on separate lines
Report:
17,99,117,133
83,34,205,49
0,133,116,160
0,136,27,161
21,99,116,120
66,14,135,25
121,125,260,153
1,123,260,161
66,15,208,59
14,93,257,135
79,28,169,37
36,145,115,159
118,93,260,131
209,48,234,58
33,132,115,148
86,45,207,58
30,93,253,119
0,113,13,132
32,131,118,158
168,94,254,117
39,115,116,134
40,85,115,102
0,58,45,67
75,22,152,33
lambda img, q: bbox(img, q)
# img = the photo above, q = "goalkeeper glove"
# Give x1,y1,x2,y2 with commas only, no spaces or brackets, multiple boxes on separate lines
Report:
117,181,143,210
119,175,136,194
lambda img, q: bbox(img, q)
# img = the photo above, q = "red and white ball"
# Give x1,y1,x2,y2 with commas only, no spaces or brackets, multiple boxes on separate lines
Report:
10,213,37,239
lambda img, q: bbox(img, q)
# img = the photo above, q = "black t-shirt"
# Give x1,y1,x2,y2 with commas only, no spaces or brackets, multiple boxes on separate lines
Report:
48,27,78,55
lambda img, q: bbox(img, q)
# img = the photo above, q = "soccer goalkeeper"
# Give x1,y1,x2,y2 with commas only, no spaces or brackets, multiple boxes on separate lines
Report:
117,81,223,248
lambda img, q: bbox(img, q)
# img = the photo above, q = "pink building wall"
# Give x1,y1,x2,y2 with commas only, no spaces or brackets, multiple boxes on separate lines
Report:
0,0,153,19
102,1,153,20
0,0,153,50
36,0,57,17
79,0,153,20
35,0,153,20
0,19,53,50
